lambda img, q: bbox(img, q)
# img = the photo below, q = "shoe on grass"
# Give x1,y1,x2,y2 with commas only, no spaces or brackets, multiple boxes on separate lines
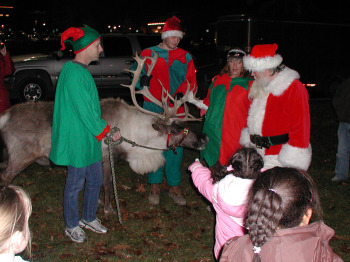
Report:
65,226,86,243
331,176,346,182
169,186,186,206
148,184,160,205
79,218,107,234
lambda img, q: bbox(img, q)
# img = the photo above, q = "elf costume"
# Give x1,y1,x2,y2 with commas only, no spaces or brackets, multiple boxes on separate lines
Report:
201,73,252,166
133,16,197,188
50,61,109,167
50,26,109,167
240,44,312,170
50,26,110,237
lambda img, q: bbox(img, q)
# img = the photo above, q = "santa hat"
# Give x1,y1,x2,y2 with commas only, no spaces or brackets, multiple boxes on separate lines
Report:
161,16,183,40
243,43,283,72
59,25,101,55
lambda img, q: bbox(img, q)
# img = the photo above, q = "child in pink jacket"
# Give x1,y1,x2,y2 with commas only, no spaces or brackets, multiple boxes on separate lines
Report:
188,148,263,260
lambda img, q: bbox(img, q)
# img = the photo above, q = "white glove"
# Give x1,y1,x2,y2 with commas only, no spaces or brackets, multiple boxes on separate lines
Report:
187,91,208,110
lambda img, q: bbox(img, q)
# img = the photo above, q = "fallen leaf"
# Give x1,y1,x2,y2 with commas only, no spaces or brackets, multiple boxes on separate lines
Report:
136,184,145,192
112,244,131,250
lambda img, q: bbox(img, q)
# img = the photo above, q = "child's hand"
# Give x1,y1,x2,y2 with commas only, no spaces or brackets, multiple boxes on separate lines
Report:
188,159,203,172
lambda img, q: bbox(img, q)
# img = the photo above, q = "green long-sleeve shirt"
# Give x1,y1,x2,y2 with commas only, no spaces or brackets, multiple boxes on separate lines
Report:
50,61,107,168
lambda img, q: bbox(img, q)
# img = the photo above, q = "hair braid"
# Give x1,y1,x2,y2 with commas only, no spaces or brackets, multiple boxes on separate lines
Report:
245,167,323,261
246,188,283,262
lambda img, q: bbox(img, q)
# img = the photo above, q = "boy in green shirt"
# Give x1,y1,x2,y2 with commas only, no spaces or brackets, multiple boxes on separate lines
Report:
50,26,121,243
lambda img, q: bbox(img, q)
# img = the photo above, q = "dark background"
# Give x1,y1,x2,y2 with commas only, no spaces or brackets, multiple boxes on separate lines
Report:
3,0,350,99
7,0,350,40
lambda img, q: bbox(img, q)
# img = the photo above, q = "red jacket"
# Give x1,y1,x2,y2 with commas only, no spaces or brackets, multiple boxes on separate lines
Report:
240,67,311,170
220,221,343,262
0,52,15,113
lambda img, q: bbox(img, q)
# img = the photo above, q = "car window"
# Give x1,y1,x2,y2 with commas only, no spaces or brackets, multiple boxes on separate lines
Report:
137,35,161,50
102,36,133,57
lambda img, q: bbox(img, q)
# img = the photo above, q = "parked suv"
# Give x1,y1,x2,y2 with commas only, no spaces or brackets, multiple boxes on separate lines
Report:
5,33,161,102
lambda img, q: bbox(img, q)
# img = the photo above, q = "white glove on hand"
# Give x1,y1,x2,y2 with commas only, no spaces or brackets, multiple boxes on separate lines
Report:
187,91,208,110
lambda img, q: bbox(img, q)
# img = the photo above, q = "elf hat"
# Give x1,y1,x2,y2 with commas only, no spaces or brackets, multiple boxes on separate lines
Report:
243,43,283,72
227,48,246,60
60,25,101,54
161,16,183,40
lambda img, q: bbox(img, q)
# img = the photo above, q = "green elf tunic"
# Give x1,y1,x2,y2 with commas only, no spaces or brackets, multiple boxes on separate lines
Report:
201,73,252,166
50,61,109,168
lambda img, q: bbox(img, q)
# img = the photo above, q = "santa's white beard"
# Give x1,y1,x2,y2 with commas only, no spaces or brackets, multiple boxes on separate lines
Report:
249,76,271,99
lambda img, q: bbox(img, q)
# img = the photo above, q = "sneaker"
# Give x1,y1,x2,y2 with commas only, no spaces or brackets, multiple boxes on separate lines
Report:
331,176,346,182
65,226,86,243
79,218,107,234
169,186,186,206
148,184,160,205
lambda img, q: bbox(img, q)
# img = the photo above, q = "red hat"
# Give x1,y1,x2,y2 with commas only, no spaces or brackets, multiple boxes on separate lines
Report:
243,43,283,72
161,16,183,40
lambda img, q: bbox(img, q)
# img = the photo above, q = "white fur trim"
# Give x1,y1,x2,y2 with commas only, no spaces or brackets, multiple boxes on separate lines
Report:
265,67,300,96
161,30,183,39
247,94,268,135
278,143,312,170
239,127,252,147
262,155,282,170
244,54,283,72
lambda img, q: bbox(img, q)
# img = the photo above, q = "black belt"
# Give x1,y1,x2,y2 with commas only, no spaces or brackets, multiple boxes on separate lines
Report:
250,134,289,149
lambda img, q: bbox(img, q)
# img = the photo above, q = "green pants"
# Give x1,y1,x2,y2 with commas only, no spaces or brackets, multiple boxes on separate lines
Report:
148,147,183,186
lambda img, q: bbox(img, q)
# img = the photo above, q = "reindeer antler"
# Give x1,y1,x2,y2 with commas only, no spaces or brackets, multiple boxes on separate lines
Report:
122,51,202,123
160,81,201,122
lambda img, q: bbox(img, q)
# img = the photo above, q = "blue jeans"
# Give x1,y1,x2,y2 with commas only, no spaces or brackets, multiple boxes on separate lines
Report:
334,122,350,180
64,161,103,229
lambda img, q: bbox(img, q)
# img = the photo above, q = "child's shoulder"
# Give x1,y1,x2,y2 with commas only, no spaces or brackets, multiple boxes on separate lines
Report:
14,256,29,262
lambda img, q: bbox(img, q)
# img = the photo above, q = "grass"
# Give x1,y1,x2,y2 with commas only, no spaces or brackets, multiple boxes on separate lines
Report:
5,99,350,262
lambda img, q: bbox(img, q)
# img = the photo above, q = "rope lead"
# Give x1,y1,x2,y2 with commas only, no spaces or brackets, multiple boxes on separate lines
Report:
104,126,123,224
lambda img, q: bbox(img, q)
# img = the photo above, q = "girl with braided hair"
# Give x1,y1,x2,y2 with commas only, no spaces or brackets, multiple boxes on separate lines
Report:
188,147,264,260
220,167,343,262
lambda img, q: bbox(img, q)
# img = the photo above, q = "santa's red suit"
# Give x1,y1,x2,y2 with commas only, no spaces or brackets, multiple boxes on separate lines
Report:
240,44,311,170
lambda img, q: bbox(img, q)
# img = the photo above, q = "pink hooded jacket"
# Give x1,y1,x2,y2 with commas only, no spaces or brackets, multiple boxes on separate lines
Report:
188,161,254,259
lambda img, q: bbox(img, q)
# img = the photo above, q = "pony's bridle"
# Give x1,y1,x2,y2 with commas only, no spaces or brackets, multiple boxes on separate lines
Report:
166,127,189,153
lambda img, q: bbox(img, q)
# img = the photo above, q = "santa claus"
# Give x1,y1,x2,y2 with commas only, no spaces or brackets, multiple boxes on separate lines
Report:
240,43,312,170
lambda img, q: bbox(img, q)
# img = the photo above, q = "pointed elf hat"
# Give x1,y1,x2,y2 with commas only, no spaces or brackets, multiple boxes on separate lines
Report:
161,16,183,40
59,25,101,55
243,43,283,72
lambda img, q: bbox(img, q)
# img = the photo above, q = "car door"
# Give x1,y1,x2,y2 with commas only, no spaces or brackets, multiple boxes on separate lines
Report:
99,35,135,89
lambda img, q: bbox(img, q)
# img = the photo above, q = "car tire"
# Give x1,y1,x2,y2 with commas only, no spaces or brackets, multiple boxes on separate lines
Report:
18,77,48,102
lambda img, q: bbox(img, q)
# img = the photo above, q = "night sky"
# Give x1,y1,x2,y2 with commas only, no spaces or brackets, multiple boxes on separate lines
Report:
10,0,350,35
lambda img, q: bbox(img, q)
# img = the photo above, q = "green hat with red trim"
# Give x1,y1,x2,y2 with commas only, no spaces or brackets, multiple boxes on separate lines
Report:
59,25,100,55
